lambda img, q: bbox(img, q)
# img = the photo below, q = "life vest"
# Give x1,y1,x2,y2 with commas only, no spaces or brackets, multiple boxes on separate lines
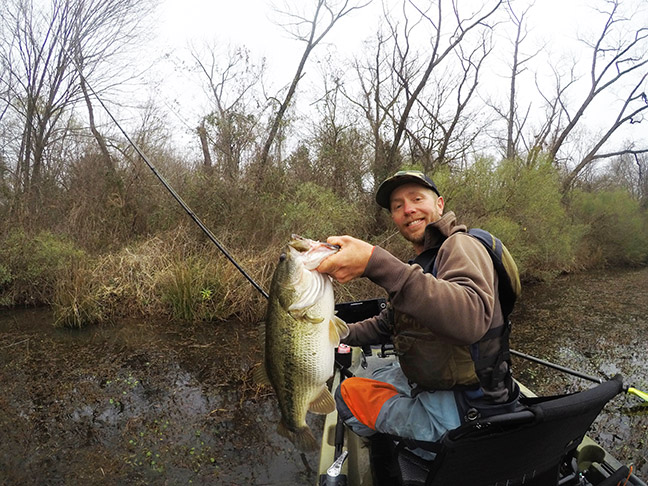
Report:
391,230,515,400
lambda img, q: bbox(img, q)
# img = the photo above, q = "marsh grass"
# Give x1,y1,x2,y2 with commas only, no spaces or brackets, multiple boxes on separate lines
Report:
53,260,104,328
51,229,271,328
158,254,264,323
13,163,648,329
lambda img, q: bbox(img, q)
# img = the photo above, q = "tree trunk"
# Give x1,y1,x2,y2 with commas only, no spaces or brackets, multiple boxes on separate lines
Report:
197,119,213,169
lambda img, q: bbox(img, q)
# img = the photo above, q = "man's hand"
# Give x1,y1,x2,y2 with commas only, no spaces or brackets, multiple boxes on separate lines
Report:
317,235,375,283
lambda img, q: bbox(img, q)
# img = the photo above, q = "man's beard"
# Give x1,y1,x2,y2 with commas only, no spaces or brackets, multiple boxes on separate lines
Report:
400,227,425,247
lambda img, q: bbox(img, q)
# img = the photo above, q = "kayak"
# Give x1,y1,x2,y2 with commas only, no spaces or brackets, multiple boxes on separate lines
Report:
317,300,647,486
317,345,647,486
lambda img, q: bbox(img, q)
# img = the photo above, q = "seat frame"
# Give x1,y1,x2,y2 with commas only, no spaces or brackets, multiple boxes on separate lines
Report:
395,375,624,486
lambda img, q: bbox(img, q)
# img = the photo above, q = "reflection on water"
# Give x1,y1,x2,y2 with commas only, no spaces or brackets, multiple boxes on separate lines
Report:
1,267,647,483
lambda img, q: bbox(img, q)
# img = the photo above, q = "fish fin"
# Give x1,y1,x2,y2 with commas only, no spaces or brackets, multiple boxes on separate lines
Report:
328,315,350,346
289,308,323,324
252,363,271,386
278,421,318,452
309,385,336,414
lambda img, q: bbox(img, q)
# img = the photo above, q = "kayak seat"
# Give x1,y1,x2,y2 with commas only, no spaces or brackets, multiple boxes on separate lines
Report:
395,375,624,486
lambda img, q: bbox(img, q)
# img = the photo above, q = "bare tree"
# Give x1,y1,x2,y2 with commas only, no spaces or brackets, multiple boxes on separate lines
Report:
338,1,502,191
0,0,156,220
486,1,543,161
341,29,405,191
637,153,648,208
197,118,213,170
406,33,494,170
259,0,370,174
540,0,648,192
308,64,368,200
599,152,647,201
385,0,503,167
79,75,113,173
191,45,266,179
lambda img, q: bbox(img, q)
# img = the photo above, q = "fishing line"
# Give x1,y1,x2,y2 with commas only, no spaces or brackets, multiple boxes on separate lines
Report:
66,51,269,300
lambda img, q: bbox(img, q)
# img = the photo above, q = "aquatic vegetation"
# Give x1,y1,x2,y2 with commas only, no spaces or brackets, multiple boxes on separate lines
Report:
49,230,267,327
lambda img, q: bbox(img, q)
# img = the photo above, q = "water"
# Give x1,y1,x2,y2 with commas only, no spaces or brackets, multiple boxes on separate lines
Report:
1,267,647,484
510,267,648,478
0,308,322,485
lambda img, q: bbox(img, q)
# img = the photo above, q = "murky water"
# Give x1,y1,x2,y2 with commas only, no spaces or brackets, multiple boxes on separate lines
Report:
1,267,647,484
510,267,648,478
0,308,322,485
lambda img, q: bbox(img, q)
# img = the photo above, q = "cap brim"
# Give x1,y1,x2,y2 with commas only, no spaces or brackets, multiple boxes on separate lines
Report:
376,175,437,209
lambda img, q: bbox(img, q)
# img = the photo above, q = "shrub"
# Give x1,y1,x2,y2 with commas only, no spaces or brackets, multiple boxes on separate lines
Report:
435,157,584,281
277,182,367,239
0,229,86,306
570,189,648,266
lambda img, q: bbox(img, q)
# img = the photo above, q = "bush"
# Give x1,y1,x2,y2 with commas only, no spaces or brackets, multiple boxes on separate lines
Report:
435,157,584,281
0,229,86,306
570,189,648,266
277,182,368,239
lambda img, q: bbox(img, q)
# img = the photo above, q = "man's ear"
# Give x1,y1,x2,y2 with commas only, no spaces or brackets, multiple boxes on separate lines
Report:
436,195,444,214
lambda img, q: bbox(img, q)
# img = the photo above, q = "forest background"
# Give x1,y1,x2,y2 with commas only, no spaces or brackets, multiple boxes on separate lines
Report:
1,0,647,328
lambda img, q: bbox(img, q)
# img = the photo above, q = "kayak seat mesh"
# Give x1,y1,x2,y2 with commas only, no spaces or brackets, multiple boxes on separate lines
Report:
396,375,624,486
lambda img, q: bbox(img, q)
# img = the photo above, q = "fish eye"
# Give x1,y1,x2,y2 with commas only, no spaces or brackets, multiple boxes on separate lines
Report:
279,253,286,262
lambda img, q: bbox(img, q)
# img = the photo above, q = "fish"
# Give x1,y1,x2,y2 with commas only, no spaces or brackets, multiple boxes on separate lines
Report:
255,235,349,451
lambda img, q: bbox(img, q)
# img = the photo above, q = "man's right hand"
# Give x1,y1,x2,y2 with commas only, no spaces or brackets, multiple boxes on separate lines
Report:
316,235,375,284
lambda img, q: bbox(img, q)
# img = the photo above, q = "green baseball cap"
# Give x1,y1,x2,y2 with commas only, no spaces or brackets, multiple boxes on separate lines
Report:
375,170,440,209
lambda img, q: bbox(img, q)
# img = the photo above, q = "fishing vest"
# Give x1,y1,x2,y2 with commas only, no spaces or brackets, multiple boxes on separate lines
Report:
392,231,513,396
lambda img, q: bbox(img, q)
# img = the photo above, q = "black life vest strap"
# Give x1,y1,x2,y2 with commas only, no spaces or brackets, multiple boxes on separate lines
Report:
470,321,512,372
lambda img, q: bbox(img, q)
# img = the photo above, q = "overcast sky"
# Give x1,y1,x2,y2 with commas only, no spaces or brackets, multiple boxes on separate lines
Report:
144,0,645,158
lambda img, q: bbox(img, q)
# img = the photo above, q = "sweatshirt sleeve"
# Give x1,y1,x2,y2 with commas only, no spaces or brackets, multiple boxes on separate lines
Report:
341,307,393,346
362,234,497,345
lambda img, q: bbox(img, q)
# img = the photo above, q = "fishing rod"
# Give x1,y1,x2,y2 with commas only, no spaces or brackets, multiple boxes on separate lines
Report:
67,54,269,300
511,349,648,402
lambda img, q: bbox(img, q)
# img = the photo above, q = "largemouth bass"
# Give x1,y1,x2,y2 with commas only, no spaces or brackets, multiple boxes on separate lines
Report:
255,235,348,451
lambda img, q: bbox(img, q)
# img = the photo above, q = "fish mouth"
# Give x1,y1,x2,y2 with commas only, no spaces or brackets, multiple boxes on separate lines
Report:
289,234,339,252
289,234,339,270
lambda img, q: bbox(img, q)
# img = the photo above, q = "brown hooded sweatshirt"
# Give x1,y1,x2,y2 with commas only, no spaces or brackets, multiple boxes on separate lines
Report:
343,211,510,401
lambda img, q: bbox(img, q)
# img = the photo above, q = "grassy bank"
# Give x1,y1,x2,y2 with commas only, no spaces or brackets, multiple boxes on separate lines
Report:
1,159,647,328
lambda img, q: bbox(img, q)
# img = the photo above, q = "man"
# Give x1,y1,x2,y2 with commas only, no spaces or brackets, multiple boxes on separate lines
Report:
317,170,518,445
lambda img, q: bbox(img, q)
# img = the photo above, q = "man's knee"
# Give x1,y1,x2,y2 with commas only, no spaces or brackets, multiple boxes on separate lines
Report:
336,377,400,430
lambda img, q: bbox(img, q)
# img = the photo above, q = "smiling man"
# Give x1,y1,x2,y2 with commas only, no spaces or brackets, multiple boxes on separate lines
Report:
317,170,519,460
380,173,444,253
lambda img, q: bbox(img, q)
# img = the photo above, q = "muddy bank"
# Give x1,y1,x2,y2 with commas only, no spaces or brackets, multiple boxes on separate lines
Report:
1,267,647,484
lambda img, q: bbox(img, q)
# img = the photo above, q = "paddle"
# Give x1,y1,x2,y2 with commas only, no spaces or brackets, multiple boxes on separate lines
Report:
511,349,648,402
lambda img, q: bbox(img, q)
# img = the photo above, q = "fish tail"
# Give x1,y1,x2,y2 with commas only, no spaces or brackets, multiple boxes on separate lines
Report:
277,421,318,452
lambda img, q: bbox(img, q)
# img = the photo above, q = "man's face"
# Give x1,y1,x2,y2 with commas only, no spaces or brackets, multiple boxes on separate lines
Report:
389,182,444,254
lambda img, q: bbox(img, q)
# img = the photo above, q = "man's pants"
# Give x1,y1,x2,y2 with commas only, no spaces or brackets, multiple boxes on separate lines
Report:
335,361,461,443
